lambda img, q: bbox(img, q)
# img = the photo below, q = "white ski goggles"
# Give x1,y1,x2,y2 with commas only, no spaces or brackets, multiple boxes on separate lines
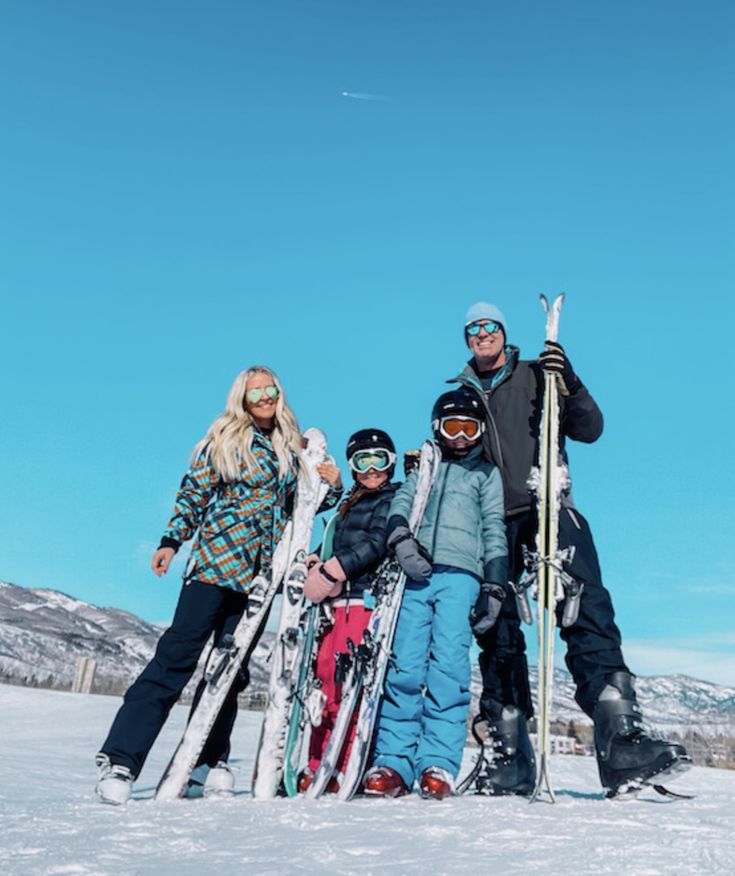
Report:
435,416,484,441
348,448,396,473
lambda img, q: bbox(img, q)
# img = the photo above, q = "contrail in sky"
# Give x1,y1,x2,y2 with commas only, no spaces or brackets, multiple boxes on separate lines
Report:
340,91,388,102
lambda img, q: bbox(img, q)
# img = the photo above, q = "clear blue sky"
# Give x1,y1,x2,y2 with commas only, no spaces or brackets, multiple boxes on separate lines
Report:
1,1,733,684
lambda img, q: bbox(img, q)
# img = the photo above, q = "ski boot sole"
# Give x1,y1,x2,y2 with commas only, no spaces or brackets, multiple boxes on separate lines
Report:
606,752,693,799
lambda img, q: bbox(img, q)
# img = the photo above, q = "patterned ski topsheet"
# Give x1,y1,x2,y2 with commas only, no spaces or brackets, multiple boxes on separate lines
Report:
251,432,333,798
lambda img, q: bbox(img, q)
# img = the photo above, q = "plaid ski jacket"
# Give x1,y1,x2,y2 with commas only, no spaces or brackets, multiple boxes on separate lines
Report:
161,430,340,592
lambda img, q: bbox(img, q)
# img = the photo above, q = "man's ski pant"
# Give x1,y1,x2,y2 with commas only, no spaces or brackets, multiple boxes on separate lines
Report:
99,578,254,778
372,567,479,789
477,508,630,719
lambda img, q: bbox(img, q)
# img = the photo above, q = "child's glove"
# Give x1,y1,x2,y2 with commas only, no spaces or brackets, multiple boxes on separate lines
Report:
304,557,345,603
387,525,433,583
470,582,506,636
403,449,421,477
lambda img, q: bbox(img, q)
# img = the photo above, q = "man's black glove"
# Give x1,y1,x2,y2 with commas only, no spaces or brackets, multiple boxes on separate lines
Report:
538,341,580,396
387,525,433,582
470,582,506,636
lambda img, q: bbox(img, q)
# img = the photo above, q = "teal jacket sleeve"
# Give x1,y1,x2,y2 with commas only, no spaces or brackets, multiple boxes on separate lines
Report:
480,466,508,584
386,469,418,532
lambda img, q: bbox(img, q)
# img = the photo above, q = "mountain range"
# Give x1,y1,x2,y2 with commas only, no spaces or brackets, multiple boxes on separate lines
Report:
2,579,734,740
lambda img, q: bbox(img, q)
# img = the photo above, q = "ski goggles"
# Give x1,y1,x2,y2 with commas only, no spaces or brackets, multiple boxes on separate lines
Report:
246,385,280,404
437,416,484,440
466,320,502,337
348,448,396,473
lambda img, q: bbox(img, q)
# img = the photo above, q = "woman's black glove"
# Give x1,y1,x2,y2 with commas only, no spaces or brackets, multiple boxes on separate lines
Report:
470,582,506,636
387,525,433,582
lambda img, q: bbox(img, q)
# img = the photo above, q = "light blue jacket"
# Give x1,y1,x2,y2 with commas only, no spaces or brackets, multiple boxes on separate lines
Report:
388,445,508,583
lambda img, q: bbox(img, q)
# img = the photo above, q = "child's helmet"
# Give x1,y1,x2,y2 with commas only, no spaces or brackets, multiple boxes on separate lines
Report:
431,388,484,444
346,428,396,480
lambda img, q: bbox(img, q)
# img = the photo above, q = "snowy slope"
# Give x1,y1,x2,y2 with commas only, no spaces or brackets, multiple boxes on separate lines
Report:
1,685,733,876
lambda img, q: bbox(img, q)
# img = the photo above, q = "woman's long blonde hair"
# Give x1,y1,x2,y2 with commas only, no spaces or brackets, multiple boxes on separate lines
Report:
194,366,302,481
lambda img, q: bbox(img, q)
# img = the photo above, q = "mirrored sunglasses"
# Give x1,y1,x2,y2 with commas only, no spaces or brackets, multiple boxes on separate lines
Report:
348,448,396,473
466,320,502,337
439,416,483,440
246,385,280,404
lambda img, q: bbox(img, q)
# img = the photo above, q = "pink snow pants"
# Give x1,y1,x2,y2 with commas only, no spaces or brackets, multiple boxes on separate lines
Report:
307,603,372,775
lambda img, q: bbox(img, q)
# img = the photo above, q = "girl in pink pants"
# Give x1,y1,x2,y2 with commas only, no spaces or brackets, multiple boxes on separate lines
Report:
300,429,399,793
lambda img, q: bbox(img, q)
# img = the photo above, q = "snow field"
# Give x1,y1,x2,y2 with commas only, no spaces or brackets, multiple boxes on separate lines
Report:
1,685,733,876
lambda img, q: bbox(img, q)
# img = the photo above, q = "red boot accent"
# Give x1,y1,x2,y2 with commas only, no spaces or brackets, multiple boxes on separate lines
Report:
297,768,314,793
363,767,409,798
419,767,454,800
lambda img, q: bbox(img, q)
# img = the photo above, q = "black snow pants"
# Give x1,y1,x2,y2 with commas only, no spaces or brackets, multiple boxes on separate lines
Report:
477,507,630,720
99,578,256,778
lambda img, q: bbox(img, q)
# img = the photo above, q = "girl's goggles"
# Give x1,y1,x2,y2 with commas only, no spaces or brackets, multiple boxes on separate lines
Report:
438,416,484,440
246,385,280,403
348,448,396,473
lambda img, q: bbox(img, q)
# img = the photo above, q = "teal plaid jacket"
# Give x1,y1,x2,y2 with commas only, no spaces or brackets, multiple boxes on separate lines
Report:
162,431,339,592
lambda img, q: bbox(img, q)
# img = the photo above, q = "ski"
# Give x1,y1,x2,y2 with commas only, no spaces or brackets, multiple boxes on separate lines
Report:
251,430,334,798
280,603,322,796
524,293,570,804
155,427,329,801
304,629,374,799
281,514,339,797
332,440,442,801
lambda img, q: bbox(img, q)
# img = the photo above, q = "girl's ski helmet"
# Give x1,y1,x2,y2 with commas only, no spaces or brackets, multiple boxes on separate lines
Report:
345,428,397,480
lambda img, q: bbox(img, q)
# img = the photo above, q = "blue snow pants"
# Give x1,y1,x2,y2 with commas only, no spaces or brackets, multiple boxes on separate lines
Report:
372,566,480,789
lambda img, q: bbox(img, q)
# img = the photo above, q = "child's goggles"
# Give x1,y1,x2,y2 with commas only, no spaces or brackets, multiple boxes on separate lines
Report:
438,416,484,440
466,320,502,337
246,385,280,403
348,448,396,473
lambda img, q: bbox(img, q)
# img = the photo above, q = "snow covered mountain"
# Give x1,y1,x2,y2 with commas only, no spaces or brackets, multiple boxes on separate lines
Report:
0,580,273,701
2,579,734,742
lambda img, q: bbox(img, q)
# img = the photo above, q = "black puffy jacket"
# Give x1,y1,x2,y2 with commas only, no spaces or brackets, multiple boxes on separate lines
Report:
329,481,401,599
449,347,603,516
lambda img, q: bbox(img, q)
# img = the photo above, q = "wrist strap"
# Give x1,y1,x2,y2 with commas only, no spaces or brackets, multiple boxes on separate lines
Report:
319,563,340,584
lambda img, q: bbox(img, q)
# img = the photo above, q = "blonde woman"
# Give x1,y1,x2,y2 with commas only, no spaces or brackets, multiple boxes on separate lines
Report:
95,367,342,804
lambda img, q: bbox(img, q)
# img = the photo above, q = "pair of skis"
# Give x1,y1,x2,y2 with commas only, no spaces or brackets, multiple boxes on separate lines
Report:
251,433,336,798
515,293,575,803
304,440,442,800
254,514,337,797
155,427,331,801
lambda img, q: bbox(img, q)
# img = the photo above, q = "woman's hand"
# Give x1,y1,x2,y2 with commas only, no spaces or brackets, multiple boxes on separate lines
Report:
317,462,342,490
151,547,175,577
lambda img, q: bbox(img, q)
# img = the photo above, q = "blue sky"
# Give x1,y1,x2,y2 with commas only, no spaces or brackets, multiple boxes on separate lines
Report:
1,1,733,685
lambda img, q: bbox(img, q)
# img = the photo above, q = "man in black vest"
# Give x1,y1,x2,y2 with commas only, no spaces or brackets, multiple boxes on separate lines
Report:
450,302,689,797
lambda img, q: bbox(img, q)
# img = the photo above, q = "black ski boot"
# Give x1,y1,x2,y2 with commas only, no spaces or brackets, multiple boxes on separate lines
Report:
475,705,536,796
593,672,692,798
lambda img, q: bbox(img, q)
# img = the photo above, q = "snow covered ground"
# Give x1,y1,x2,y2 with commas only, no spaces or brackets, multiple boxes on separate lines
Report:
1,685,733,876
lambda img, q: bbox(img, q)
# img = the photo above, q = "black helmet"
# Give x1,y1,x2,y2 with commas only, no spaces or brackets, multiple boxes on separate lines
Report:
346,428,396,480
431,388,484,443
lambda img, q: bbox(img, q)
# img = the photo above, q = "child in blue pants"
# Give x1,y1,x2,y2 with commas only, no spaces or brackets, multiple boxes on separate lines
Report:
364,388,508,799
